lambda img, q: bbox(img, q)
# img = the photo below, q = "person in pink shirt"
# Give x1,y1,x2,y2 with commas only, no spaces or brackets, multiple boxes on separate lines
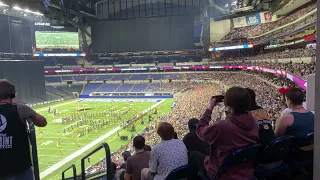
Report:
188,86,259,180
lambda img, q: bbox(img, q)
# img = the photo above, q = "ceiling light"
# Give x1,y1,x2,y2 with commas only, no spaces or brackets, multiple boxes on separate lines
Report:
0,2,9,7
13,6,23,11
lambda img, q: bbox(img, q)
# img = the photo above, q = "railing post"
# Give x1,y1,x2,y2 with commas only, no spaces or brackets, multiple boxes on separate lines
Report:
62,164,77,180
81,143,112,180
27,120,40,180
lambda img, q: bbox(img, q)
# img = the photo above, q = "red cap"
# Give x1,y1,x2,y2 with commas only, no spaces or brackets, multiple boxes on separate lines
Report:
278,87,294,95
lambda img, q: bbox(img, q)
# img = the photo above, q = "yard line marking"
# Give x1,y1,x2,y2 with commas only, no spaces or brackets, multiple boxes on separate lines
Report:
40,126,121,179
35,100,79,112
40,99,164,179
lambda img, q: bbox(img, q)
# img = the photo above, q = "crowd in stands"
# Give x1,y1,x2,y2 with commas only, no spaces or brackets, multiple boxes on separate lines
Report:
85,68,314,179
215,47,316,62
219,2,316,44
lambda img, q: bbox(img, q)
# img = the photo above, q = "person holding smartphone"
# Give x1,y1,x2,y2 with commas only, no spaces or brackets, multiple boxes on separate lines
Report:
187,86,259,180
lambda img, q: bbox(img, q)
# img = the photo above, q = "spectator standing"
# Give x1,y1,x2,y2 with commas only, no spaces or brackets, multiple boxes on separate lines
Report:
125,136,151,180
183,118,209,155
188,87,259,180
275,88,314,139
0,80,47,180
141,122,188,180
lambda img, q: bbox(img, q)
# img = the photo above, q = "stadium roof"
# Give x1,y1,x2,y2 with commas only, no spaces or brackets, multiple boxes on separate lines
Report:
273,0,311,16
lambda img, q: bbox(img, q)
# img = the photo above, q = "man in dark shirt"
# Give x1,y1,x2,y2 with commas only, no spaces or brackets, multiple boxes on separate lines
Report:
183,118,209,155
125,136,151,180
0,80,47,179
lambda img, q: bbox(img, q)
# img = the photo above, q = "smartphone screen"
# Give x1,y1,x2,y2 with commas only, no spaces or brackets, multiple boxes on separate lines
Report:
213,95,224,103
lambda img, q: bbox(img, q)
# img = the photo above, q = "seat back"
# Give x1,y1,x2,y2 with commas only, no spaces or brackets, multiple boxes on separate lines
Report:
165,165,188,180
298,132,314,151
258,136,295,164
214,144,263,180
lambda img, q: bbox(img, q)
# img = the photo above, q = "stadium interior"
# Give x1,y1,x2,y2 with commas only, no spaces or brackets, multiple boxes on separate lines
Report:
0,0,319,179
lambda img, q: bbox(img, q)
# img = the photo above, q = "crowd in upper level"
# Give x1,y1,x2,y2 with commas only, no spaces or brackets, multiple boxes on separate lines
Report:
219,2,316,45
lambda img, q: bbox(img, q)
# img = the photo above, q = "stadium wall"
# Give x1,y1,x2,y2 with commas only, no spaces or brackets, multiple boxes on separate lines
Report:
0,14,33,53
210,19,231,42
91,15,195,52
0,60,46,103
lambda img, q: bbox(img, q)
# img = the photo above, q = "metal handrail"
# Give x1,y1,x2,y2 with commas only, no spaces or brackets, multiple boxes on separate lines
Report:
27,120,40,180
81,143,112,180
62,164,77,180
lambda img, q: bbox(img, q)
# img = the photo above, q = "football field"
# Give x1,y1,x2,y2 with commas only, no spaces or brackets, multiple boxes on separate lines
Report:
32,98,174,180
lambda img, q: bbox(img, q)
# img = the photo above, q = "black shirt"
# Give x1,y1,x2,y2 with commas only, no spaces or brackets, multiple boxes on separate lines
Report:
183,132,209,155
0,104,32,178
249,105,276,146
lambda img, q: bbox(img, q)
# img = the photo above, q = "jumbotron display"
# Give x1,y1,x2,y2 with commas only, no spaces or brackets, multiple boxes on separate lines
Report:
35,31,80,49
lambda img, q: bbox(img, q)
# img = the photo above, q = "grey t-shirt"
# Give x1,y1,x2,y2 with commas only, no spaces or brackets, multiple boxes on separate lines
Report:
0,103,37,124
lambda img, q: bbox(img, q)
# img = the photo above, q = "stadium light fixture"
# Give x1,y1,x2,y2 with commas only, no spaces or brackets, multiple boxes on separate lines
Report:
13,6,44,16
13,6,23,11
0,2,8,7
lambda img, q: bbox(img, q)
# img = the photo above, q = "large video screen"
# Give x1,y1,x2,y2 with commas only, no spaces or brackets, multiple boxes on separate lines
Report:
35,31,79,49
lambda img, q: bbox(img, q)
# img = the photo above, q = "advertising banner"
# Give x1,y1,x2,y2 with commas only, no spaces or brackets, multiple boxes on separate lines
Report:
233,16,247,28
246,14,261,26
264,13,273,22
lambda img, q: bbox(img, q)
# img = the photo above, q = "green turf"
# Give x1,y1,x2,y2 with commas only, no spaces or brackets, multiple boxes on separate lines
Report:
32,98,174,180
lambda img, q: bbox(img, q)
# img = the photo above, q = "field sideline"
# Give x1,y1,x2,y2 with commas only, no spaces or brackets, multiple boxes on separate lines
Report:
32,98,174,180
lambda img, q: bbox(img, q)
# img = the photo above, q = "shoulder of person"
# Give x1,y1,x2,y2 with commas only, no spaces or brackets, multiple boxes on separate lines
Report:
281,108,292,115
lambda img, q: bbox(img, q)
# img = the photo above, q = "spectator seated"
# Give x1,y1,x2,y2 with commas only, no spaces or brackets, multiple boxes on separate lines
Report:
255,136,296,179
199,144,263,180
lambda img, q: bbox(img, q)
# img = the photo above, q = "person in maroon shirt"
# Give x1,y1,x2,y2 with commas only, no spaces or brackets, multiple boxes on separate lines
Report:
187,86,259,180
183,118,209,155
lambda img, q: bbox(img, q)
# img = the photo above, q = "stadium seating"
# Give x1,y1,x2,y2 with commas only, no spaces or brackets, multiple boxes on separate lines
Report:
46,86,70,97
112,75,131,81
73,75,87,81
150,74,170,80
166,165,188,180
61,76,74,81
130,84,148,92
116,84,134,92
96,84,120,92
45,77,62,83
56,85,83,95
145,83,161,92
86,75,99,81
130,74,151,80
199,144,262,180
94,56,202,65
82,83,103,95
96,75,114,81
255,136,296,179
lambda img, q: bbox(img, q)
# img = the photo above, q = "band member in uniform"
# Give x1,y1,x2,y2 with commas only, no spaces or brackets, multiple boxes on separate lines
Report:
56,137,62,154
